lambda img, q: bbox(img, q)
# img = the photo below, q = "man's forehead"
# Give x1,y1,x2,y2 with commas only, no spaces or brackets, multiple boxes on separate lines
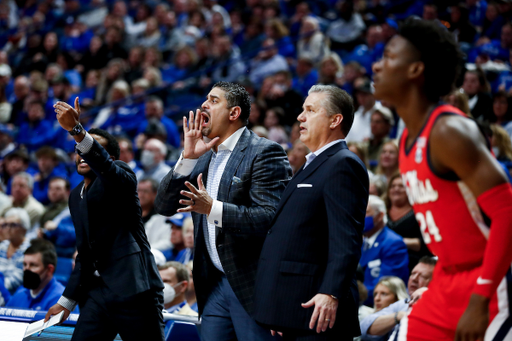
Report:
25,253,42,263
208,88,225,99
91,134,108,148
303,92,325,107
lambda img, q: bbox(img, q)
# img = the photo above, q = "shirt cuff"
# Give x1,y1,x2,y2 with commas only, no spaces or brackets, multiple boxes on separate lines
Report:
57,296,77,312
173,153,198,177
207,200,223,227
75,131,94,154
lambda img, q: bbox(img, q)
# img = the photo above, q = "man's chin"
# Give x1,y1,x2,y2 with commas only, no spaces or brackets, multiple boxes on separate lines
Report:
77,167,94,178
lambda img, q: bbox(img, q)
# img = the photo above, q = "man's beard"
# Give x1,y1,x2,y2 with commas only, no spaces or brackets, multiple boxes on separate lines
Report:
201,126,211,137
75,160,95,178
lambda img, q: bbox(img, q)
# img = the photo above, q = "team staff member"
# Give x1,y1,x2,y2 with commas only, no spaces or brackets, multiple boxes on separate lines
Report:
372,19,512,340
45,98,165,341
155,82,292,341
254,85,369,340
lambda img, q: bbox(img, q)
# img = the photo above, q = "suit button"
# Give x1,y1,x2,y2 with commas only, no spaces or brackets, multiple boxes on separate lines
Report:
218,244,223,248
267,229,272,235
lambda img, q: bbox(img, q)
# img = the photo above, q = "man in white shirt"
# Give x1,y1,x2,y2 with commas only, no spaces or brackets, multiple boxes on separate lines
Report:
155,82,292,341
346,79,380,143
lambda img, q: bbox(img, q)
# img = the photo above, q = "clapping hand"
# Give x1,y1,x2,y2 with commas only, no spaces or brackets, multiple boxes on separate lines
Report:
182,109,219,159
54,97,81,132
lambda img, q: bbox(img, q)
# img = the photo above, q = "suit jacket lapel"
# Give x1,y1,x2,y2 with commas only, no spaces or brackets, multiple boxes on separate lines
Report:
271,142,345,224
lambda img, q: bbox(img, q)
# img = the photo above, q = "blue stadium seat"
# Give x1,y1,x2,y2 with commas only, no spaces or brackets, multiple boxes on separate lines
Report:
165,321,200,341
55,257,74,286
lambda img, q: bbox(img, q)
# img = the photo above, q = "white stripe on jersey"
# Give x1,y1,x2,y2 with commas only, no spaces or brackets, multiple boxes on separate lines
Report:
457,181,489,239
485,265,511,341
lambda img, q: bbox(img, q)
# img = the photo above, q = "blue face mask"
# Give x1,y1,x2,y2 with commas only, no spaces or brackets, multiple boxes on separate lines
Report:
363,216,374,234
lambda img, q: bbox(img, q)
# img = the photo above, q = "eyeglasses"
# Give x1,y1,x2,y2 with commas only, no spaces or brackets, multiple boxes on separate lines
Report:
0,223,22,229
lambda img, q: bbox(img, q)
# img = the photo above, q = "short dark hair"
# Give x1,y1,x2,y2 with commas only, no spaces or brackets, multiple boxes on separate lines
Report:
25,239,57,268
139,177,159,193
89,128,121,160
308,85,354,137
418,256,437,267
399,18,464,103
35,146,58,160
49,176,71,191
116,137,134,153
212,81,251,125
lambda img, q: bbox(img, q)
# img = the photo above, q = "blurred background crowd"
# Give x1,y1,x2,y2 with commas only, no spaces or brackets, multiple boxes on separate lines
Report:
0,0,510,337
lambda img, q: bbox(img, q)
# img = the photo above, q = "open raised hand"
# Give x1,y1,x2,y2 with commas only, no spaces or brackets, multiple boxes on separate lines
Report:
182,109,219,159
54,97,81,132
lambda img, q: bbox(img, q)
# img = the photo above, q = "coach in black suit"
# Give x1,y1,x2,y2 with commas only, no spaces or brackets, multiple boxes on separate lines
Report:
253,85,369,340
155,82,292,340
45,99,165,341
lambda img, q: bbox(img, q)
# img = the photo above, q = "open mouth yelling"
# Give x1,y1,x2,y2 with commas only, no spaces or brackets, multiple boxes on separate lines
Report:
78,158,89,169
201,112,210,127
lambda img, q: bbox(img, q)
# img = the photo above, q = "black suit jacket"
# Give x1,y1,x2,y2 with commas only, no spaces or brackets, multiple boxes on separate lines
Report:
63,139,163,303
253,142,369,336
155,129,292,316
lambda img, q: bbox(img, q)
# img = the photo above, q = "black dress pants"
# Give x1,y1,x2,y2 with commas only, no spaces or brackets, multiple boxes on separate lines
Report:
71,277,164,341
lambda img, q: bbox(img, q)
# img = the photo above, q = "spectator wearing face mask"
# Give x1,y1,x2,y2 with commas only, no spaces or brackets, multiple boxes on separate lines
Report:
6,239,64,311
139,138,171,184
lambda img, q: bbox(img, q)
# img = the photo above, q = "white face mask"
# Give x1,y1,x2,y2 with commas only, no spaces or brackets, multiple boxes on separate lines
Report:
492,146,500,157
141,150,156,168
163,283,176,304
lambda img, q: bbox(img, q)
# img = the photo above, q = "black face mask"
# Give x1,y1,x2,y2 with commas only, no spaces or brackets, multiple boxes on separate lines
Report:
23,270,41,290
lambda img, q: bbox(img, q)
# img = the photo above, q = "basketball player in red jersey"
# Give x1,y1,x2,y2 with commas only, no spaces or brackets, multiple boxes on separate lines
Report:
372,19,512,341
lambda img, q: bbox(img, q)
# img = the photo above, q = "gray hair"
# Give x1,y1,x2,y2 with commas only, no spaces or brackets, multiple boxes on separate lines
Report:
368,194,388,225
4,207,31,230
14,172,34,191
375,276,409,302
146,138,167,157
308,85,354,137
146,96,163,111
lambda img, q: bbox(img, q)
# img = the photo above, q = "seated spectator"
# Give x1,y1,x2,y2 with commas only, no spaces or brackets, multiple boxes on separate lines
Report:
0,272,10,306
158,261,197,318
136,97,181,149
385,174,432,273
175,217,193,264
287,139,310,175
162,213,189,262
95,27,128,70
374,141,399,185
138,178,171,251
210,35,246,84
361,257,437,341
360,195,409,306
448,4,477,46
0,207,32,293
362,104,394,171
31,147,67,205
491,90,512,137
16,100,59,152
264,18,295,59
264,107,288,145
1,149,29,194
95,58,126,106
461,67,493,122
71,69,99,109
347,78,380,143
249,38,288,88
6,239,64,311
348,141,371,176
344,25,384,77
0,126,15,161
2,172,45,231
117,137,143,179
292,57,318,98
161,45,197,85
480,2,505,42
139,138,172,184
327,1,366,52
296,17,330,66
317,52,344,87
491,124,512,164
9,76,30,126
264,71,304,126
371,276,409,316
137,17,161,48
472,22,512,63
444,88,471,115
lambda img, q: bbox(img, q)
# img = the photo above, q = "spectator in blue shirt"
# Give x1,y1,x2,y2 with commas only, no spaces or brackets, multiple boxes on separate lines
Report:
360,195,409,307
31,147,68,206
162,213,189,262
292,57,318,97
6,239,64,311
468,0,488,29
16,100,59,152
264,18,296,60
471,22,512,63
136,97,181,149
344,25,384,76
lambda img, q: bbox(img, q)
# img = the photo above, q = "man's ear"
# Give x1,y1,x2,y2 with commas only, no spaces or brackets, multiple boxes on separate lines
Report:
330,113,344,130
229,106,242,122
408,61,425,81
47,264,56,276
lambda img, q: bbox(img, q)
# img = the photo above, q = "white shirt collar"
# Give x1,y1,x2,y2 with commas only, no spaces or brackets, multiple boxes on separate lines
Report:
365,227,383,248
305,139,345,165
205,126,246,154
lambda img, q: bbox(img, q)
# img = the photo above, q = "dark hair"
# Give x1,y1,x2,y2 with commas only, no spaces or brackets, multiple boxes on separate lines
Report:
49,176,71,191
116,137,134,153
139,177,159,193
465,67,491,93
35,146,58,160
213,81,251,125
158,261,190,282
418,256,437,267
308,85,354,137
25,239,57,268
399,18,464,102
89,128,121,160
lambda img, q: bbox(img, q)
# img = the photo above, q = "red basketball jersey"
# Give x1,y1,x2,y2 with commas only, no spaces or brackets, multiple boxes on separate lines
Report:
399,104,489,267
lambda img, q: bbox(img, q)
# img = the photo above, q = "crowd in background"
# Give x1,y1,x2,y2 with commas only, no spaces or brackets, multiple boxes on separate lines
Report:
0,0,510,333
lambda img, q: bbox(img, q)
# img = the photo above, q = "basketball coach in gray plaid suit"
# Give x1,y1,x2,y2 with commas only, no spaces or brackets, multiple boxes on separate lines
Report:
155,82,292,340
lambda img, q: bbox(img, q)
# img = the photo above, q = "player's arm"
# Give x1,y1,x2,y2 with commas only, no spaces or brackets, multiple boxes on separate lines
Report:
430,115,512,340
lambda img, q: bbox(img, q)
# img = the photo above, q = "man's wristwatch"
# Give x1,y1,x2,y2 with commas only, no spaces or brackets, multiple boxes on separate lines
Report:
69,123,84,136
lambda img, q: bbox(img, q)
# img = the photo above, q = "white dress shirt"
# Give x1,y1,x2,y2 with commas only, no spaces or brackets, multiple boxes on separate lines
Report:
304,139,345,169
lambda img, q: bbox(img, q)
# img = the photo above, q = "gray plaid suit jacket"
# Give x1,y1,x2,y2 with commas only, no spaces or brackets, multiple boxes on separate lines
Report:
155,128,292,316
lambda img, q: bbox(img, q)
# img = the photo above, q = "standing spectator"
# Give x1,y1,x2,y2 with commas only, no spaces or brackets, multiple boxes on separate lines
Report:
139,138,171,184
347,79,379,143
0,207,31,293
362,105,394,170
385,174,432,273
461,67,493,122
297,17,330,66
2,172,45,231
249,38,289,88
6,239,64,311
360,195,409,307
138,178,172,252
